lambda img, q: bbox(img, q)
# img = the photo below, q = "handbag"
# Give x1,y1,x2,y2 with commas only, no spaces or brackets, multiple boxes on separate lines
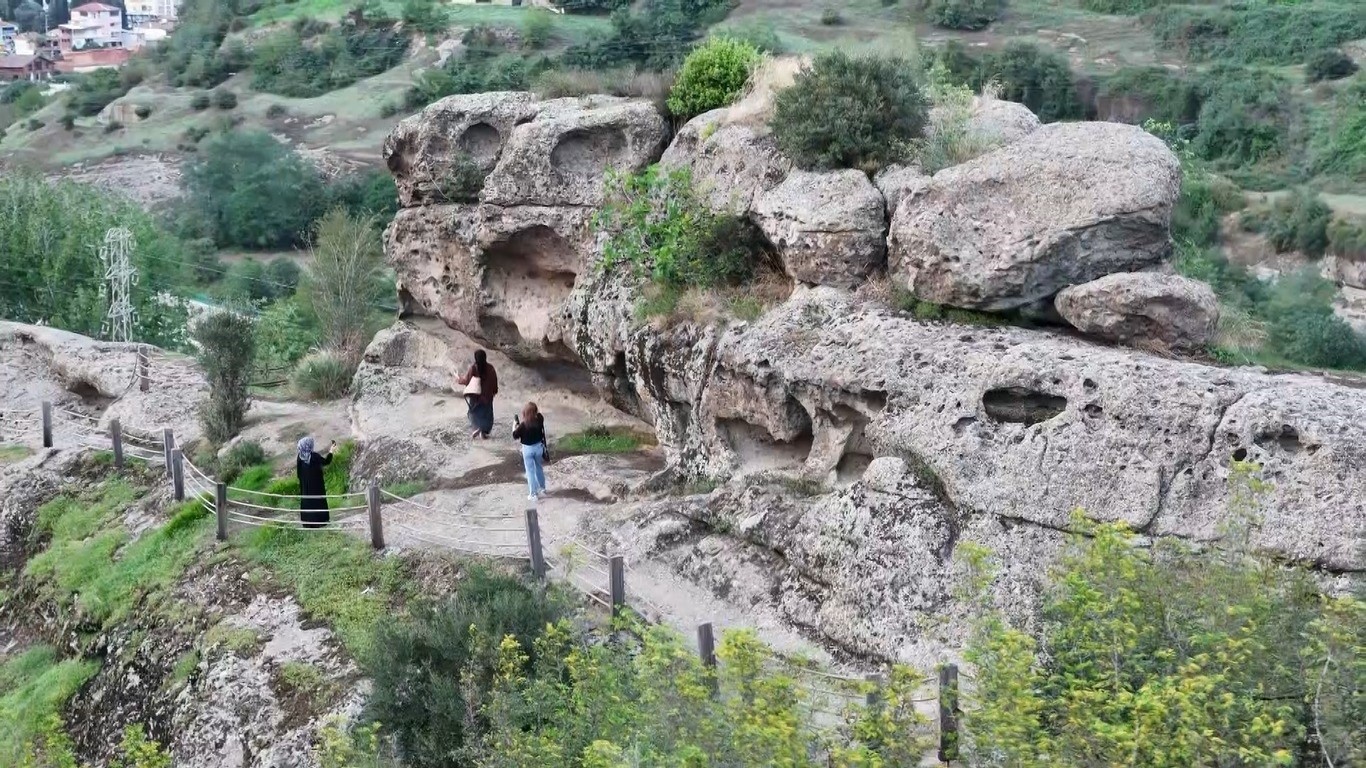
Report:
463,375,482,396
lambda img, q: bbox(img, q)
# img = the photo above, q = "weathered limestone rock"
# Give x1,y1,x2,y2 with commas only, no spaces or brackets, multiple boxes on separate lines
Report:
383,91,540,207
753,170,887,287
873,164,929,217
888,122,1182,311
660,109,791,213
1324,252,1366,291
1056,272,1220,352
927,95,1041,146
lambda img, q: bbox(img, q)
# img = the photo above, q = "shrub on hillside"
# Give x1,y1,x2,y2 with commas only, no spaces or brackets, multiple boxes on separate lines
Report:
433,153,487,203
915,64,1004,172
975,41,1083,122
923,0,1004,31
1328,217,1366,261
364,568,568,766
521,9,554,49
219,440,267,483
265,103,288,119
180,130,326,250
1308,80,1365,183
189,92,211,111
291,351,352,400
1267,305,1366,370
819,7,843,25
1306,48,1358,82
193,311,256,443
66,68,131,117
224,258,274,302
595,166,766,289
666,36,761,118
304,210,388,363
266,258,301,298
212,89,237,110
400,0,451,34
772,51,929,171
1240,190,1332,258
1097,66,1203,125
1191,66,1291,167
325,169,400,220
1079,0,1169,12
133,104,152,119
1150,2,1366,66
251,23,410,98
1172,170,1243,246
563,0,733,71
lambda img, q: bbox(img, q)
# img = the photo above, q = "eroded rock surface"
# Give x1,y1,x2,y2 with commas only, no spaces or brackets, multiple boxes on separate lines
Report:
927,95,1041,146
659,109,791,213
888,122,1182,311
1056,272,1219,352
753,170,887,287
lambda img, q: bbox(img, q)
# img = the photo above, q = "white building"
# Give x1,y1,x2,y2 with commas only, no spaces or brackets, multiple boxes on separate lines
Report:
126,0,180,25
58,3,124,51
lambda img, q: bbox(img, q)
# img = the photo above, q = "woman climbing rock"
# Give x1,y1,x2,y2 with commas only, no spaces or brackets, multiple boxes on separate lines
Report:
296,436,335,529
513,402,548,501
457,349,498,440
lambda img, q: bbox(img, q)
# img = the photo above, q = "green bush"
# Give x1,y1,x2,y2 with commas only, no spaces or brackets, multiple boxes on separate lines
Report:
133,104,152,119
253,296,321,372
819,6,843,24
1097,66,1203,125
975,41,1084,122
266,258,301,298
1150,2,1366,66
1308,80,1365,183
304,210,389,362
224,258,275,302
1172,170,1244,246
193,311,256,443
400,0,451,34
595,166,765,289
1328,216,1366,261
67,68,131,117
1191,66,1291,167
521,9,554,49
251,23,410,98
1305,48,1358,82
1079,0,1171,12
961,468,1364,766
563,0,734,72
290,351,353,400
406,27,545,108
212,89,237,110
772,51,929,171
266,103,288,118
666,36,761,118
190,92,211,111
180,130,326,250
325,169,400,220
924,0,1003,31
1240,190,1332,258
363,568,569,767
220,440,267,483
1267,305,1366,369
434,153,487,203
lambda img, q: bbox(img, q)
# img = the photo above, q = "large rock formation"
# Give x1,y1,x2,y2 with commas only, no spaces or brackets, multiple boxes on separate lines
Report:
888,122,1182,311
1055,272,1220,352
752,170,887,287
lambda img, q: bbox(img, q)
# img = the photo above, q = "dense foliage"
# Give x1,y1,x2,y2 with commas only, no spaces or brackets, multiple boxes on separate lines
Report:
962,465,1364,767
251,21,410,98
1240,190,1333,258
1149,1,1366,66
193,311,256,442
1305,48,1358,82
772,51,929,171
0,174,188,347
564,0,734,71
303,210,389,364
179,131,326,250
934,40,1084,122
407,25,546,108
666,36,761,118
923,0,1004,31
146,0,250,88
1308,79,1366,184
595,166,764,289
1191,66,1292,168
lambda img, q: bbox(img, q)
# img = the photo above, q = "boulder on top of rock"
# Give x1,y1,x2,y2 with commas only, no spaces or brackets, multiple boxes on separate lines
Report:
481,97,669,209
888,121,1181,311
873,164,929,217
927,95,1041,147
1055,272,1220,352
383,91,539,208
660,108,791,214
753,169,887,287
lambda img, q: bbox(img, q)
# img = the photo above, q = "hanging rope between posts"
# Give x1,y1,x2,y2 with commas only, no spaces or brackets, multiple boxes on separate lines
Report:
379,489,516,520
390,522,531,560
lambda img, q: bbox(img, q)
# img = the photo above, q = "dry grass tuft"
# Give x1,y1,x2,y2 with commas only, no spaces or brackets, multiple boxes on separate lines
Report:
720,54,807,129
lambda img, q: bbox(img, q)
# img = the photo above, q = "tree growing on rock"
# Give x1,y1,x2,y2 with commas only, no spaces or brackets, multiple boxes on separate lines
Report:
666,35,762,119
193,311,256,444
303,210,387,366
771,51,930,172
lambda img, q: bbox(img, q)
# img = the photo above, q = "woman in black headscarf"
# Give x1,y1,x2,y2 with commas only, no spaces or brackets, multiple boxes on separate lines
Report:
296,436,334,529
456,349,498,440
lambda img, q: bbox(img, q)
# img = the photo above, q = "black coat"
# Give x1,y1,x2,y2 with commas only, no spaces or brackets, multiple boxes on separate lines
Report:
297,452,333,515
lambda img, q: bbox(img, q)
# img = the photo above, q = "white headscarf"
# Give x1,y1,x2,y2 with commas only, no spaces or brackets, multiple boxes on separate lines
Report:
297,436,315,464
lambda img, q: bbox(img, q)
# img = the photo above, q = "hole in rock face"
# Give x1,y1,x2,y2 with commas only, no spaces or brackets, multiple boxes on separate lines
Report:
458,123,502,165
720,399,814,475
480,226,578,348
1254,424,1304,455
68,380,114,409
550,128,627,179
386,137,411,176
1083,403,1103,419
606,351,640,415
835,451,874,485
982,387,1067,426
1232,447,1249,462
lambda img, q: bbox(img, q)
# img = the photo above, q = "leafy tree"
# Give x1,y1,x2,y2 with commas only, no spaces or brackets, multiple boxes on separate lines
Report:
1150,2,1366,66
1192,66,1291,167
666,36,761,118
266,258,301,298
1305,48,1358,82
400,0,451,34
223,258,274,302
65,68,132,117
975,41,1083,122
180,130,325,249
0,174,187,348
326,169,400,221
303,209,388,364
251,23,409,98
1308,79,1365,183
924,0,1003,31
1241,189,1332,257
961,464,1364,766
772,51,929,171
193,311,256,443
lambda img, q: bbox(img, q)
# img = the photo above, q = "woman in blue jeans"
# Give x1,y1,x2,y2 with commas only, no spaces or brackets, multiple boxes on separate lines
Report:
513,402,547,500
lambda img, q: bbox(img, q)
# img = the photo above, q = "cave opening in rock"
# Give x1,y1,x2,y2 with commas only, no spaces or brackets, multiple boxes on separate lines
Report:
720,415,814,474
458,122,501,165
982,387,1067,426
550,127,627,181
480,226,578,350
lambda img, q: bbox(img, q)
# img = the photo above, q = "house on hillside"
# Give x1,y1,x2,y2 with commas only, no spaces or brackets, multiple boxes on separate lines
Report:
0,53,56,82
126,0,181,25
0,19,18,54
55,47,129,72
58,2,125,52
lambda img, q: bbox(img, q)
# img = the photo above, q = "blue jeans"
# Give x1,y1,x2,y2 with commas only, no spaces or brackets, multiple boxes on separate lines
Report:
521,443,546,496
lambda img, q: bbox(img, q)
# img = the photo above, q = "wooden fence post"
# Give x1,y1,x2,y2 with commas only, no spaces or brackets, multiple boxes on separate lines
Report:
609,556,626,615
171,449,185,501
367,479,384,551
41,402,53,448
137,346,149,393
938,664,960,764
697,623,718,696
215,483,228,542
525,507,546,580
162,429,175,477
110,418,124,470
